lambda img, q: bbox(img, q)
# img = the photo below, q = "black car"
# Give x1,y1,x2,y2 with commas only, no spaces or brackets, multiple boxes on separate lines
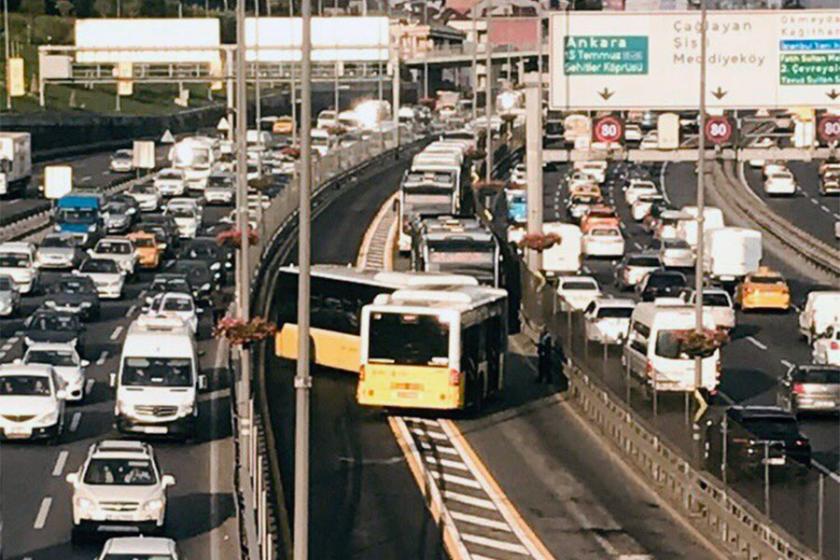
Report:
43,275,101,320
162,259,217,303
637,269,687,301
179,237,232,283
144,273,195,308
23,309,85,354
706,406,811,477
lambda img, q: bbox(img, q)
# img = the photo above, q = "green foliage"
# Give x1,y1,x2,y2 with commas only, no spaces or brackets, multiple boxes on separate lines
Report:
19,0,46,16
92,0,111,16
54,0,74,16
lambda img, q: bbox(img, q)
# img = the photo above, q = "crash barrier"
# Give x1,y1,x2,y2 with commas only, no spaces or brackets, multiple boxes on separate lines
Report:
519,266,829,560
235,127,417,560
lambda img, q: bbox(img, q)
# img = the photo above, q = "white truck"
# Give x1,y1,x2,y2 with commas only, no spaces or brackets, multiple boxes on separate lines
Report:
703,227,762,284
0,132,32,197
541,222,583,278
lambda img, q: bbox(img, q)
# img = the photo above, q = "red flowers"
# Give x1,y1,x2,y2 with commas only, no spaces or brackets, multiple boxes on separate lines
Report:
672,328,730,358
216,227,259,249
213,316,277,346
518,232,562,252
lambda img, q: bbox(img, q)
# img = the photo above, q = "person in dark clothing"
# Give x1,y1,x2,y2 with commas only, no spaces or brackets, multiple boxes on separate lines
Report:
537,327,553,383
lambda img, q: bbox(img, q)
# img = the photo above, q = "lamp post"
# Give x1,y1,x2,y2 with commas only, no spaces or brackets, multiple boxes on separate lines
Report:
3,0,10,111
484,0,493,181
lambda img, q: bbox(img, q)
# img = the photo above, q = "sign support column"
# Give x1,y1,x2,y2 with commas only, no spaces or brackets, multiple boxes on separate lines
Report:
525,80,543,272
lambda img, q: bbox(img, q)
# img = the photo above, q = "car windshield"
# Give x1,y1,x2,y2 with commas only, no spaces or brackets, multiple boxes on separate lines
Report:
168,207,195,218
104,203,128,214
133,237,155,248
131,184,156,194
104,555,174,560
185,246,218,259
152,278,190,293
741,417,799,439
96,241,131,255
629,256,661,267
0,375,51,396
40,236,73,248
368,312,450,366
121,357,192,387
563,281,598,291
793,368,840,384
31,314,76,331
57,279,92,293
0,252,30,267
81,260,118,273
162,297,193,312
160,170,183,179
648,274,685,288
113,151,132,160
56,208,97,224
664,240,690,249
750,276,784,285
83,458,157,486
25,350,76,367
704,293,731,307
590,229,620,237
597,307,633,319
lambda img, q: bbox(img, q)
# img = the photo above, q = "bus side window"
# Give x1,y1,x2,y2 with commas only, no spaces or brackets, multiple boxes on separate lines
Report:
462,325,480,373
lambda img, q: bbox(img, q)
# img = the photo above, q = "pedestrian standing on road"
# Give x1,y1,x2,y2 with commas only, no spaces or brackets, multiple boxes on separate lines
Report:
537,327,553,383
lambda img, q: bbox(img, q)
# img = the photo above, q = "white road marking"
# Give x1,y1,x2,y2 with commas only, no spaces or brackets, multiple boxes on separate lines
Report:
33,497,53,529
419,441,458,455
411,428,447,441
86,378,95,395
810,198,819,205
450,510,512,532
126,305,137,317
820,205,832,213
780,359,794,369
81,175,91,182
443,490,497,510
430,470,483,489
110,326,124,340
101,170,110,175
52,451,69,477
96,351,108,365
69,411,82,432
745,336,767,350
8,336,18,344
423,456,469,471
460,533,529,554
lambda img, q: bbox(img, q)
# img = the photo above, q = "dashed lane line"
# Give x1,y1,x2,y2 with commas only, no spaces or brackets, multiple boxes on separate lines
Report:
745,336,767,351
85,378,95,395
33,497,53,530
126,304,137,317
52,450,69,477
69,411,82,432
780,359,794,369
110,325,124,340
96,351,109,366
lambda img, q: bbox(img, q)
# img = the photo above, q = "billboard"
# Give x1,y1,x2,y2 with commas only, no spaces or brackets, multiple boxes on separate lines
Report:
75,19,221,64
245,17,389,62
549,10,840,110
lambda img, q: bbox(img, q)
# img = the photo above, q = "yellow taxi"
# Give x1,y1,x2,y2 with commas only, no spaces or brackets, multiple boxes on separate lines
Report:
569,182,602,199
272,116,294,135
127,231,162,269
736,267,790,311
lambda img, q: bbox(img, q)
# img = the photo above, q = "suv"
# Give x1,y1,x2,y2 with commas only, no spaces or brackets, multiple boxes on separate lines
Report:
0,241,40,294
705,406,811,478
98,536,180,560
66,440,175,541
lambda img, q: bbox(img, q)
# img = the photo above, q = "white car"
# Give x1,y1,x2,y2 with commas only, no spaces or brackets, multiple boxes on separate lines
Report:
0,242,39,294
0,363,65,442
574,161,608,184
144,292,199,334
98,537,181,560
110,149,133,173
631,193,665,221
128,183,163,212
624,179,659,206
762,161,787,179
812,325,840,366
21,342,88,402
640,131,659,150
66,440,175,541
584,298,635,344
764,171,797,196
658,238,695,268
75,258,125,299
748,137,776,168
566,172,597,191
615,252,663,290
154,168,187,197
625,124,643,143
164,198,202,239
682,288,736,331
89,238,137,276
583,226,625,258
556,276,602,312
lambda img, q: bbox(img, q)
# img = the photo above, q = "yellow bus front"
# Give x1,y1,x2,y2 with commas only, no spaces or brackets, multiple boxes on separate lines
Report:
357,363,464,410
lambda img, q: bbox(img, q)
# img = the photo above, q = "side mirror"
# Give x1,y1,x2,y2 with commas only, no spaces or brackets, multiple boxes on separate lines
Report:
109,373,117,388
56,389,67,400
65,472,79,485
198,375,208,391
81,359,90,367
161,474,176,487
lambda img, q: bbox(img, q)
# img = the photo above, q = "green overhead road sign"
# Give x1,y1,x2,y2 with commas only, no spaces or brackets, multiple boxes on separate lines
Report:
780,53,840,86
564,35,649,75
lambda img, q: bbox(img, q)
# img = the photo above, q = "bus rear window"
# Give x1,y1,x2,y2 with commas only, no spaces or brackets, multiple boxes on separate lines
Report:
369,313,449,366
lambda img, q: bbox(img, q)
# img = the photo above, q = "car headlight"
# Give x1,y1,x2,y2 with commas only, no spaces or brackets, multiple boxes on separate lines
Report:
87,224,97,233
80,301,92,308
209,262,221,271
36,409,60,426
143,498,164,512
178,402,195,415
76,497,95,512
44,300,57,309
200,283,211,291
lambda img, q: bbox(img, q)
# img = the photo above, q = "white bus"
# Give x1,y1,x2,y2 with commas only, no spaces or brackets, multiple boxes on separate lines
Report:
398,170,459,252
358,285,508,411
412,216,501,287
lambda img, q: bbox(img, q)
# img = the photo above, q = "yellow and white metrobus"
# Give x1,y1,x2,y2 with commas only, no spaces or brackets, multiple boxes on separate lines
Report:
274,265,478,373
357,285,508,411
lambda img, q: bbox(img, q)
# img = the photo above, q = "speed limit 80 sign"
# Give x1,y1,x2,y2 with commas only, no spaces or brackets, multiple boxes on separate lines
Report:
817,115,840,144
704,116,734,146
593,115,624,144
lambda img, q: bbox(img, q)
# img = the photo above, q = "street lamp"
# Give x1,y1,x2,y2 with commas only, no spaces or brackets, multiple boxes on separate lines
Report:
3,0,10,111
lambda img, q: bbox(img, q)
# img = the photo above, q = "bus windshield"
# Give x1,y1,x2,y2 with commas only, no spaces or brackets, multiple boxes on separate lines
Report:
56,208,97,224
368,312,450,366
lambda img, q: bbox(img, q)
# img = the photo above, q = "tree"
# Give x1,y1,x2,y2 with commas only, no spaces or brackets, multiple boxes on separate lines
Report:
73,0,94,17
93,0,111,16
55,0,74,16
19,0,46,15
121,0,141,15
140,0,166,16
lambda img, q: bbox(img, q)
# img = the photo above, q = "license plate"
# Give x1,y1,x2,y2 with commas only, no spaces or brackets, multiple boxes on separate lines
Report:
763,457,786,466
5,427,31,439
107,513,137,522
396,391,418,400
811,401,835,408
143,426,167,434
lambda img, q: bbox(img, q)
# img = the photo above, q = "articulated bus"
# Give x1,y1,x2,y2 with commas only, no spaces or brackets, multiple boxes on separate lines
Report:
357,285,508,411
274,265,477,373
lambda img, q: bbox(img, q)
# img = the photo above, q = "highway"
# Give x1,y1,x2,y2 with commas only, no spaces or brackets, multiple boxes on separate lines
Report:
540,158,839,558
0,147,239,559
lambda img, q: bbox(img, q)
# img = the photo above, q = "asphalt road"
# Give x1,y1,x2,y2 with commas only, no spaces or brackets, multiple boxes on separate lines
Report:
0,149,239,560
539,159,839,558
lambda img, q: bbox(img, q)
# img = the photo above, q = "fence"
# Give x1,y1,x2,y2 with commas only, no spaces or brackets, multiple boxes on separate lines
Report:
518,265,834,560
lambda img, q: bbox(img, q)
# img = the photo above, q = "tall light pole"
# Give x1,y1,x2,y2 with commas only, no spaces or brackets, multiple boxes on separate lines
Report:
294,0,313,559
3,0,10,111
693,0,708,459
290,0,298,145
484,0,493,181
423,1,429,99
471,3,477,121
255,0,262,135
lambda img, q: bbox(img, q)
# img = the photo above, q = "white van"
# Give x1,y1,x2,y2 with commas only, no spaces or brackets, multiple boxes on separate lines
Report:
623,302,720,393
111,315,206,439
541,222,582,277
703,227,762,283
799,291,840,344
677,206,725,247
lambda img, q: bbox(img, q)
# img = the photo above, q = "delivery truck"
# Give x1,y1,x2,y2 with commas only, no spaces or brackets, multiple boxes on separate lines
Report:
703,227,762,285
0,132,31,197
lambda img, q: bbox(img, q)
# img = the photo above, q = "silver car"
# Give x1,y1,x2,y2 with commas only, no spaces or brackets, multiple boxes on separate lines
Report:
36,233,85,270
0,274,20,317
778,364,840,415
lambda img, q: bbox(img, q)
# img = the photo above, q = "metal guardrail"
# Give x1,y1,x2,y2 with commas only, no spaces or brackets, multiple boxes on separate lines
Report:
719,162,840,279
518,267,819,560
